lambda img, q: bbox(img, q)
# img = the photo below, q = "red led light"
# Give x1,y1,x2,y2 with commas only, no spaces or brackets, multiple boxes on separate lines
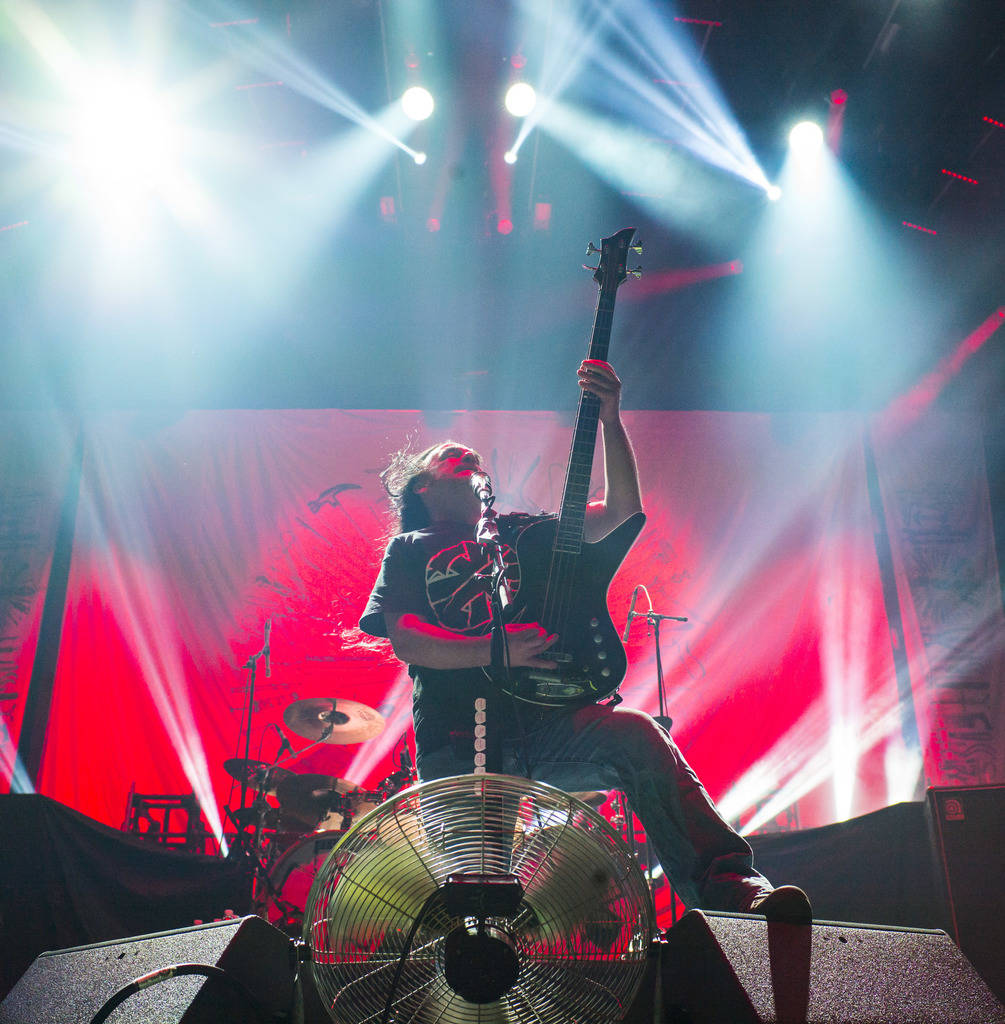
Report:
982,116,1005,129
902,221,937,235
533,202,551,231
426,218,440,232
830,89,847,106
510,54,527,70
0,220,28,232
940,169,979,185
497,218,514,235
674,17,723,26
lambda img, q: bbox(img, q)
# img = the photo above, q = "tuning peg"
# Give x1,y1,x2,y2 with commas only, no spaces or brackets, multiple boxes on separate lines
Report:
630,241,643,254
582,263,599,272
627,266,643,279
586,242,601,256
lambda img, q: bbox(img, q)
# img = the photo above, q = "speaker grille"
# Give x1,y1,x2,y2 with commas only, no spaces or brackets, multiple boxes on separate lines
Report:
663,911,1005,1024
0,917,293,1024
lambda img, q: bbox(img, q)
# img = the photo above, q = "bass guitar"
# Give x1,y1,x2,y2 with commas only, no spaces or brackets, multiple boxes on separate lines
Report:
486,226,645,707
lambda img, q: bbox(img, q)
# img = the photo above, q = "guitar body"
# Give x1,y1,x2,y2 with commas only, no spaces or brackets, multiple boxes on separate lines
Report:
488,511,646,706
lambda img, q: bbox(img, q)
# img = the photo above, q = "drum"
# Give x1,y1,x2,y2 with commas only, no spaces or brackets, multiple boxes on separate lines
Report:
262,828,349,934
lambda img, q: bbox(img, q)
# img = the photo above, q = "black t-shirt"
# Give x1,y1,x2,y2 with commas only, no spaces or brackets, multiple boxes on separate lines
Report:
359,514,553,755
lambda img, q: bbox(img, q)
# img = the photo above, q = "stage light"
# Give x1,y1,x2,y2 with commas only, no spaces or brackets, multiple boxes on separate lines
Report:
766,184,782,201
503,149,518,165
70,69,183,202
401,85,434,121
497,217,514,235
504,81,537,118
413,151,427,165
789,120,824,157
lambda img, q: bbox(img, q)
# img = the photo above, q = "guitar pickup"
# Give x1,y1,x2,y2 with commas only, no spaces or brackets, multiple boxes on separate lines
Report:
527,675,587,699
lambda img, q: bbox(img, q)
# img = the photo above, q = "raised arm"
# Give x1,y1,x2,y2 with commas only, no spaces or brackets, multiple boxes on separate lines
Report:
579,360,643,542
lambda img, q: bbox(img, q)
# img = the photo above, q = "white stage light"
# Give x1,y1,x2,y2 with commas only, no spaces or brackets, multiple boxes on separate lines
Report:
413,151,427,165
503,149,518,165
504,81,537,118
401,86,434,122
71,70,181,195
789,120,824,157
766,184,782,201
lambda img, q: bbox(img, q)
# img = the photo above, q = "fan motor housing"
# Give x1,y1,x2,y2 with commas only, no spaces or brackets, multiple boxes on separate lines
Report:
443,924,521,1004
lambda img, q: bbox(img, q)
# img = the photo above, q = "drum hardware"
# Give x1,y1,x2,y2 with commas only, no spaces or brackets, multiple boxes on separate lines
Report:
254,763,419,934
230,804,281,830
282,696,385,745
223,691,393,925
274,773,361,832
223,758,295,794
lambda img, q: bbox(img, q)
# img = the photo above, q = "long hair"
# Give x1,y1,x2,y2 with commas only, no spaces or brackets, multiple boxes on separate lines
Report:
380,439,482,534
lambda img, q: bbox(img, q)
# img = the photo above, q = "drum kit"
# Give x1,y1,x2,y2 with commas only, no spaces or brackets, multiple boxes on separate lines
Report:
224,696,415,935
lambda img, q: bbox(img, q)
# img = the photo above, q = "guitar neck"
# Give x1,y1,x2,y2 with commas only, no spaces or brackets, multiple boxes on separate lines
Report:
555,232,631,554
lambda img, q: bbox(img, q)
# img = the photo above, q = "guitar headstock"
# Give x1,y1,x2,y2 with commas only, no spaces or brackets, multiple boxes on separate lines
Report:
586,227,642,293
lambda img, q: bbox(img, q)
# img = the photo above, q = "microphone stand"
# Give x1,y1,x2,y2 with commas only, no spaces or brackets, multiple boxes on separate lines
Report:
626,590,686,732
475,478,510,775
236,623,271,837
645,611,686,732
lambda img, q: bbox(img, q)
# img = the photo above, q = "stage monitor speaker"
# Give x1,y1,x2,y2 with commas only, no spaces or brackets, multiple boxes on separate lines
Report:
0,915,295,1024
927,783,1005,1002
662,910,1005,1024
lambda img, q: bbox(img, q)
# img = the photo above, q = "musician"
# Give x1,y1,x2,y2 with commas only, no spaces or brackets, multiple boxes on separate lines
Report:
360,359,811,923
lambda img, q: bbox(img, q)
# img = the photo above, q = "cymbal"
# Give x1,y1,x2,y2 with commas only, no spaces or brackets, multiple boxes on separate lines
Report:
275,773,361,830
223,758,295,794
283,697,385,744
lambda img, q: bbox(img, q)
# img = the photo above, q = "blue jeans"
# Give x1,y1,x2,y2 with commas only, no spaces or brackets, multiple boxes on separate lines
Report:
416,703,771,911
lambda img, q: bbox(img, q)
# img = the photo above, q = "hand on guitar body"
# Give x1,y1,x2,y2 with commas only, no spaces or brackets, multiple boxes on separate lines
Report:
502,622,560,669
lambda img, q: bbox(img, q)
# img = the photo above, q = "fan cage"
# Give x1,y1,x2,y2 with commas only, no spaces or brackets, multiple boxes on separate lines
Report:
305,773,656,1024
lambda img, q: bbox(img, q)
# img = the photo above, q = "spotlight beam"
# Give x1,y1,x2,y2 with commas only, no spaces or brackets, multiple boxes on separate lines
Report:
194,1,416,155
508,0,622,158
512,0,770,193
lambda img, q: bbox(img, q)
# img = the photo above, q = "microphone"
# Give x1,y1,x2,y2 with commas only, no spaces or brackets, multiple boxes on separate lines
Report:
263,619,272,678
277,733,293,759
623,585,641,642
471,471,494,504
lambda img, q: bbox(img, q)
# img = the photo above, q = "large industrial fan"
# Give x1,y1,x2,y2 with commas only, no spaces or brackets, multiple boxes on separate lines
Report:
303,774,656,1024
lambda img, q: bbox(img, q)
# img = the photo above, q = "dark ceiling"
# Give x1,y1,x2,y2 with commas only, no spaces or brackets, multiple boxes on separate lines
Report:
1,0,1002,418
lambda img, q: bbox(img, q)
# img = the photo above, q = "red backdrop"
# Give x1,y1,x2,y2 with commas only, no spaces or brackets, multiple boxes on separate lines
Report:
2,407,1001,843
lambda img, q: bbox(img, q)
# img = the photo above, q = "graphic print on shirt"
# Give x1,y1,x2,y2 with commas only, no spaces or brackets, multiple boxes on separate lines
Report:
425,540,521,635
